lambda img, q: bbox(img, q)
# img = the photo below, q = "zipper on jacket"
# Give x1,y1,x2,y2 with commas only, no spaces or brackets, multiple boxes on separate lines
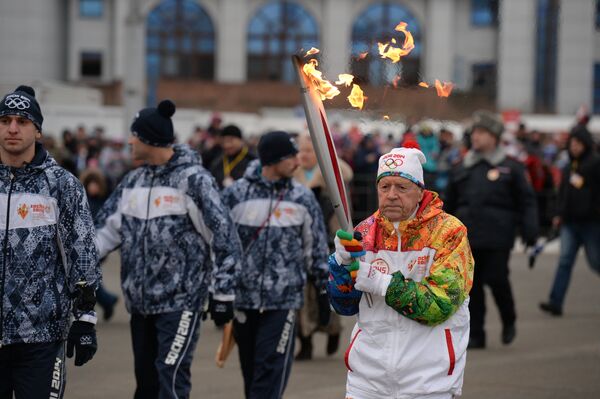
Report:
258,186,276,313
141,171,155,314
0,172,16,346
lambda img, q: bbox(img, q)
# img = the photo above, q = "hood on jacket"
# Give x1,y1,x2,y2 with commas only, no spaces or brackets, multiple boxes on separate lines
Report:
242,158,292,190
148,144,201,174
0,141,57,177
568,126,596,160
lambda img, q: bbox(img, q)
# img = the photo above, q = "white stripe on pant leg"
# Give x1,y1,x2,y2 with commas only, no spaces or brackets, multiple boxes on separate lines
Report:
49,342,66,399
171,311,198,399
277,310,296,399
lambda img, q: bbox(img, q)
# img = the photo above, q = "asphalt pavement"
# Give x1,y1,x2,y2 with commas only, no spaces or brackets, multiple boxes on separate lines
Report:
66,251,600,398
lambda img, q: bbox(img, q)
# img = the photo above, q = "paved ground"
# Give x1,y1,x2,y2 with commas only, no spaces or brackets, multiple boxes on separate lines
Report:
66,251,600,398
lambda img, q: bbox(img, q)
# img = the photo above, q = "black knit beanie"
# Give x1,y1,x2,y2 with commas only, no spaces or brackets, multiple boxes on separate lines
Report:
0,85,43,132
220,124,242,139
131,100,176,147
258,131,298,166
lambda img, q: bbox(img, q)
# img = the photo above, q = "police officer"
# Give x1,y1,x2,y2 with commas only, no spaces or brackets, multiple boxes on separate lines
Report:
0,85,100,398
445,111,539,349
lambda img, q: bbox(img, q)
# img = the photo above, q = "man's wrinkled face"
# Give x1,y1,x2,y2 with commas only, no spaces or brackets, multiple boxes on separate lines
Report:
0,115,39,156
377,175,424,222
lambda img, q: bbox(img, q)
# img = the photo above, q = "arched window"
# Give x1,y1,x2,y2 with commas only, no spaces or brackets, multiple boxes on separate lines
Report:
351,2,421,86
247,1,319,82
146,0,215,104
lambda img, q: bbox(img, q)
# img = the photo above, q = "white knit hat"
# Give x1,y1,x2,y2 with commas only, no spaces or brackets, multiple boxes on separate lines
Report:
376,147,427,187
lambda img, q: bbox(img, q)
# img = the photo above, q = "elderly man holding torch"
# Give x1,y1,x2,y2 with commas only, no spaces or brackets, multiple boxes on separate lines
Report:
327,147,474,399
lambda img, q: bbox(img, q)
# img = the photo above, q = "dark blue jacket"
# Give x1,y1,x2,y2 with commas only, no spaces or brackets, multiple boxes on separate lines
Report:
221,160,329,310
0,143,99,345
95,144,242,314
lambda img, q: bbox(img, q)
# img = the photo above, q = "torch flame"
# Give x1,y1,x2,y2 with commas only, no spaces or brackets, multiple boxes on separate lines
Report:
383,115,390,120
304,47,320,57
348,84,366,110
418,82,430,88
335,74,354,87
378,21,415,63
302,58,341,100
434,79,454,97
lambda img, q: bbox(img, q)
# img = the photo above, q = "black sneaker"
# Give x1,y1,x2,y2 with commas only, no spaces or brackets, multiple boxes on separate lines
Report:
539,302,563,316
467,336,486,349
502,324,516,345
326,334,340,356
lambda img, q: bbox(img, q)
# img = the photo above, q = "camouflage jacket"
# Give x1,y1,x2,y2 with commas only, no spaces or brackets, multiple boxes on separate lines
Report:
96,144,241,315
0,143,99,345
221,160,329,310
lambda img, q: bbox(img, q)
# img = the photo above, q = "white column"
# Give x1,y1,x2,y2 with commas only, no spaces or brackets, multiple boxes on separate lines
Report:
497,0,536,112
122,0,146,136
216,0,246,82
321,0,353,78
556,0,595,114
424,0,454,81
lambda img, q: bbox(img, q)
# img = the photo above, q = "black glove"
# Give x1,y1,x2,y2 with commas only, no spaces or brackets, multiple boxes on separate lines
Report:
67,321,97,366
209,298,234,327
317,290,331,327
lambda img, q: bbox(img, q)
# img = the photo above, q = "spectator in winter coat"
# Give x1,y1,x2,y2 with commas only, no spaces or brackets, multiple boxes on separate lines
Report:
540,127,600,316
0,86,100,398
328,147,474,399
95,100,242,398
445,110,539,349
209,124,255,189
221,131,329,399
293,135,353,360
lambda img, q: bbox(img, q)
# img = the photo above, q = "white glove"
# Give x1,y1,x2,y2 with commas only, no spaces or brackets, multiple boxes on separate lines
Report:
334,235,352,266
354,261,392,297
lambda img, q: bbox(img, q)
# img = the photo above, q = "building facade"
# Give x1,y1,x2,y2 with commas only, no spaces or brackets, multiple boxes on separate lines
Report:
0,0,597,118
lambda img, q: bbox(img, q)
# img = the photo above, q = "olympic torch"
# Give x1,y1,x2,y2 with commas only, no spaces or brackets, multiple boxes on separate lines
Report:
292,55,373,307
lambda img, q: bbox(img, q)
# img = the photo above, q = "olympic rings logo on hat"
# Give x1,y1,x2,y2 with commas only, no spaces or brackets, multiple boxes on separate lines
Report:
384,157,404,169
5,95,31,110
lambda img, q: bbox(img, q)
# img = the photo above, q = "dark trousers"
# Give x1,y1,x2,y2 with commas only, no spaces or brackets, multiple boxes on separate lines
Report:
130,310,201,399
233,309,296,399
470,249,516,341
0,341,66,399
549,222,600,309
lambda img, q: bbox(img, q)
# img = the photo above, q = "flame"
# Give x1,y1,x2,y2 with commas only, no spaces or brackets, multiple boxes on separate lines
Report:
395,22,415,52
434,79,454,97
383,115,390,120
302,58,341,100
378,22,415,63
357,51,369,60
304,47,320,57
335,74,354,87
392,75,401,88
348,84,366,110
418,82,429,88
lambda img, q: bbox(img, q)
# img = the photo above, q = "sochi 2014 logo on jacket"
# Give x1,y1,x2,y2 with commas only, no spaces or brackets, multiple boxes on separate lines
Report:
17,203,28,219
371,258,390,274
